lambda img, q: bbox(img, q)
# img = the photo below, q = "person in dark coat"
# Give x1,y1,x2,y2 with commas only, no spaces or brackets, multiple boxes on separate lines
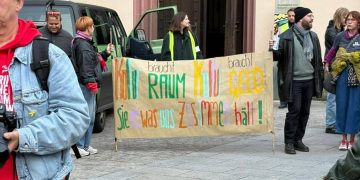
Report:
323,7,349,134
39,9,73,57
160,12,203,61
72,16,113,156
269,7,324,154
278,8,296,109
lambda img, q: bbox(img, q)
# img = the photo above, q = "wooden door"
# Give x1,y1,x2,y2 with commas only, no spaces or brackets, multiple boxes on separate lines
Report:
224,0,243,55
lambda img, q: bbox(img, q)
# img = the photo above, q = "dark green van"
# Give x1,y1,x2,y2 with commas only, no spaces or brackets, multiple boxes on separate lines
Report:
21,0,177,132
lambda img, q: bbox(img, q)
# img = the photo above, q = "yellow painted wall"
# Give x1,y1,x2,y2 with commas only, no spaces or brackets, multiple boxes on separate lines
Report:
72,0,134,34
256,0,360,55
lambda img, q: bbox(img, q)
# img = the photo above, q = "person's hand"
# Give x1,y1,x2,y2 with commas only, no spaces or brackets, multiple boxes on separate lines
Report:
106,43,115,54
86,82,98,94
269,39,274,50
4,130,19,152
324,63,329,72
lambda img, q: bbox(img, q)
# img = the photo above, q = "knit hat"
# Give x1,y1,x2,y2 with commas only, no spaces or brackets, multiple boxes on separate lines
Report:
294,7,312,23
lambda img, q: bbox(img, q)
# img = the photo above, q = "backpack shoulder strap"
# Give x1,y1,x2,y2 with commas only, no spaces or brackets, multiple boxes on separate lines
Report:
31,36,50,91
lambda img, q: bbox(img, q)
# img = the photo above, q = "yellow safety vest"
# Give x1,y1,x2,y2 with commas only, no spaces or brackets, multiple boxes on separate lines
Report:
168,31,197,61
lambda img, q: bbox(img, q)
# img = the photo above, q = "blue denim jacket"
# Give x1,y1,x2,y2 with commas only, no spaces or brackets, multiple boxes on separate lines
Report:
11,42,90,179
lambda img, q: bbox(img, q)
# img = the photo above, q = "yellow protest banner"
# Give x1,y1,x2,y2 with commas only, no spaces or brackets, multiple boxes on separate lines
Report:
112,52,273,139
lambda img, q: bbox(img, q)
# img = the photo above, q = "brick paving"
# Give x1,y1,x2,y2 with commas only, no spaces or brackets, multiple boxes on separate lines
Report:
71,100,345,180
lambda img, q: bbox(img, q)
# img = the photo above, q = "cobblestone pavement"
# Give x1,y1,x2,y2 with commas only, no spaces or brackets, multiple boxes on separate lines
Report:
70,101,345,180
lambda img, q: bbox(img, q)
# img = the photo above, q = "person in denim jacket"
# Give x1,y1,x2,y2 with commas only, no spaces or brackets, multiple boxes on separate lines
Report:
0,0,90,179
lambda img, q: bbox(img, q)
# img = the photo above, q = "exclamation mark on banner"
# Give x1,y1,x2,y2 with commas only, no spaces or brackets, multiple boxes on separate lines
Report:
258,100,263,124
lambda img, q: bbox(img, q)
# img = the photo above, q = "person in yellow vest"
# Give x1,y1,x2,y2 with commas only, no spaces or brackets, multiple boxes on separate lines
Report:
160,12,203,61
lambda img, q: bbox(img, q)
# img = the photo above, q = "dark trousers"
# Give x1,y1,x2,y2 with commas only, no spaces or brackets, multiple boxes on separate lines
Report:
284,79,314,144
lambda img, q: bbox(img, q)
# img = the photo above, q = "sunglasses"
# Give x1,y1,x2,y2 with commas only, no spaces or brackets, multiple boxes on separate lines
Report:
47,11,61,16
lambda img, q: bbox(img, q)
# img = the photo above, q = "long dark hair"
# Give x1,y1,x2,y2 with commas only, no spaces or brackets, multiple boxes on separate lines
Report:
168,12,191,32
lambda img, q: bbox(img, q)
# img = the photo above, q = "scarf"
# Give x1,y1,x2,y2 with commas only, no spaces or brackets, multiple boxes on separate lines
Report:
71,30,92,48
294,24,313,61
75,30,92,40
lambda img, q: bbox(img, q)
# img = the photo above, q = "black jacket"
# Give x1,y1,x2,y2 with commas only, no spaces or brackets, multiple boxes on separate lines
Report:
39,26,73,57
272,27,324,102
160,30,203,60
72,37,109,85
325,20,342,56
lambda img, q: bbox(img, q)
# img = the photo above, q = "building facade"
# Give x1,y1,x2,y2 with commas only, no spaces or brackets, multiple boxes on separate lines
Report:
76,0,360,58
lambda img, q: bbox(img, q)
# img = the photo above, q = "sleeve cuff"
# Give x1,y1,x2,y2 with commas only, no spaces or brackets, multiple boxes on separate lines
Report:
17,127,37,153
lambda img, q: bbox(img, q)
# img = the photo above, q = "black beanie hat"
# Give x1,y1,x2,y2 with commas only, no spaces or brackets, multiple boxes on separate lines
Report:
294,7,312,23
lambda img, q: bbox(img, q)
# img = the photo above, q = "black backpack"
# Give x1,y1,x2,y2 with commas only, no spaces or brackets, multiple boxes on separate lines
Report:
31,37,50,91
30,36,81,159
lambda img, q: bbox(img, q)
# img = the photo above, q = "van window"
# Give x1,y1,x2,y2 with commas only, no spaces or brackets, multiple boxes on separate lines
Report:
109,12,127,55
19,6,75,36
135,10,174,41
89,9,111,45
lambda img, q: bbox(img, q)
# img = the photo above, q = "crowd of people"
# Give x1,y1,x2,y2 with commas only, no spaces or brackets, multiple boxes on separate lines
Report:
0,0,359,178
0,0,199,178
0,0,89,179
270,6,360,179
0,0,114,179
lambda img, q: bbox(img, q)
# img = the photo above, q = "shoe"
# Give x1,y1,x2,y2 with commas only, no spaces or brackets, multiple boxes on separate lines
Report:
348,141,354,150
339,140,348,151
85,146,98,155
285,143,296,154
78,148,90,156
294,140,309,152
325,126,338,134
278,102,287,109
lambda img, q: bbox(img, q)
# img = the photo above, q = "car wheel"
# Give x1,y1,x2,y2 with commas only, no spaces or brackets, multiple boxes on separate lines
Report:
93,111,106,133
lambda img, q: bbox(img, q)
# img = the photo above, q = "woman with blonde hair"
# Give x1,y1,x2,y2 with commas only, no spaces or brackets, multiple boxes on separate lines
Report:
324,7,349,134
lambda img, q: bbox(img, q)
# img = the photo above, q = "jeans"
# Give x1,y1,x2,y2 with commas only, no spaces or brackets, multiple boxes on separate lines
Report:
325,92,336,128
77,84,96,149
284,79,314,144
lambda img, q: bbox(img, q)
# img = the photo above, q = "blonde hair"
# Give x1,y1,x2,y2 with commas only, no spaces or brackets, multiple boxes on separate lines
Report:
333,7,349,30
75,16,93,31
